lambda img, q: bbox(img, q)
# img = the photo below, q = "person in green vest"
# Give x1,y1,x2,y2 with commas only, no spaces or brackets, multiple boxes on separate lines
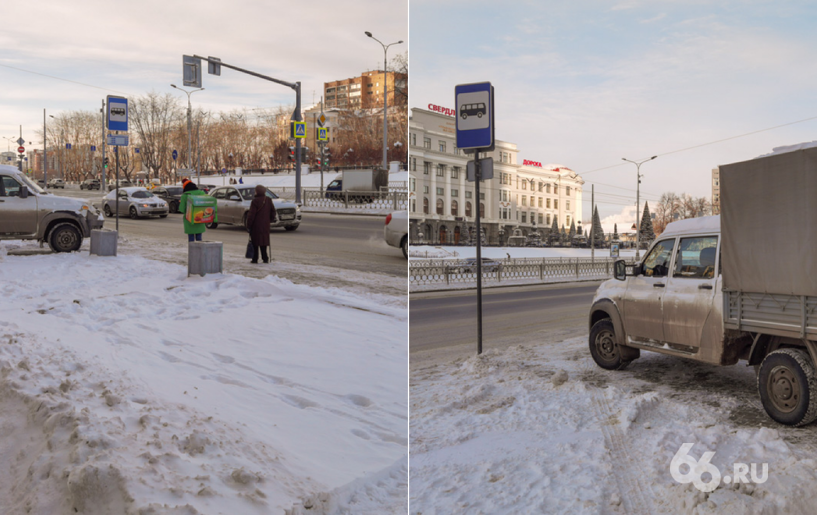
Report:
179,178,212,242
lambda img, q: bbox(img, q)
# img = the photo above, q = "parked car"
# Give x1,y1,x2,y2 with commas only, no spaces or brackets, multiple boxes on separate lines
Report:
151,185,184,213
102,187,168,219
47,178,65,189
0,164,103,252
80,179,101,190
107,179,133,191
204,185,301,231
456,258,502,273
383,210,408,258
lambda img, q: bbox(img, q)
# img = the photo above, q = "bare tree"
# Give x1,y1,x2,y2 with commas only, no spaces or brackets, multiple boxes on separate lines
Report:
130,92,183,181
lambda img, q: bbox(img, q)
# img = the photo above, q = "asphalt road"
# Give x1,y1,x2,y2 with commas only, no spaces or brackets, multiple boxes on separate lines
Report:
410,281,603,364
53,187,407,295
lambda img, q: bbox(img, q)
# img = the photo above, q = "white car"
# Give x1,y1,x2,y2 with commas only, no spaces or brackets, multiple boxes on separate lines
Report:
384,210,408,258
102,187,168,219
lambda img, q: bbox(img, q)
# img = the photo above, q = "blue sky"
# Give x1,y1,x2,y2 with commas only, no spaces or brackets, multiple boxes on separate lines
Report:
409,0,817,221
0,0,406,156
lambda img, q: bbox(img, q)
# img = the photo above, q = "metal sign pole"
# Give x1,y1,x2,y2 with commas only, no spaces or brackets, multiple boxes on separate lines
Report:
115,147,120,232
475,150,483,355
101,99,106,188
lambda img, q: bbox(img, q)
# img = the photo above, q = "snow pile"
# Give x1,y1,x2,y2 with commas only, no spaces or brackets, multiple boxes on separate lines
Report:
756,141,817,158
0,247,407,514
411,338,817,514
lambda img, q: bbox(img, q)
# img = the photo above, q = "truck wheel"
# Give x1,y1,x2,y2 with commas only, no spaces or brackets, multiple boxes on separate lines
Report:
401,236,408,259
758,348,817,426
48,223,82,253
589,319,632,371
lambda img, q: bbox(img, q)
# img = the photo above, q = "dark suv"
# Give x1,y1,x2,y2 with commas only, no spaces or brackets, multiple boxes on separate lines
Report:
151,186,184,213
80,179,101,190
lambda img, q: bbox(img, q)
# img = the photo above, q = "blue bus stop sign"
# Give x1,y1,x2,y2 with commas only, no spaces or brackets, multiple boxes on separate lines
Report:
455,82,495,152
172,150,178,161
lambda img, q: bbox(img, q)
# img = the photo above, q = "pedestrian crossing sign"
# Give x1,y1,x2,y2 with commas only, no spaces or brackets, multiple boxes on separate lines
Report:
318,127,328,141
292,121,307,139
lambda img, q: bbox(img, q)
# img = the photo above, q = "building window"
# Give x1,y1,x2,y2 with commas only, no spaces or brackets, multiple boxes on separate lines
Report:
465,191,472,199
423,185,429,194
451,189,458,197
455,148,461,155
451,167,459,179
423,137,431,149
436,198,444,215
554,199,559,209
465,202,472,217
521,212,527,223
451,200,458,216
538,198,543,208
436,187,444,195
436,165,445,177
479,192,485,200
411,133,416,146
538,213,543,224
479,203,485,218
522,195,527,207
546,214,551,225
424,162,430,175
423,198,429,214
547,198,551,209
411,157,416,171
566,186,571,196
439,141,446,153
522,181,527,190
546,184,551,194
566,200,570,211
410,178,415,192
554,185,559,195
567,215,571,226
539,183,543,192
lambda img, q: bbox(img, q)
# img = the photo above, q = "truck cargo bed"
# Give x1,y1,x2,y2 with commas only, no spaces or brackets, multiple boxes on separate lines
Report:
724,289,817,340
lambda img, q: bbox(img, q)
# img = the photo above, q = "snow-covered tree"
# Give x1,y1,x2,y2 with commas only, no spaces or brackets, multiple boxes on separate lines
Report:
639,201,655,244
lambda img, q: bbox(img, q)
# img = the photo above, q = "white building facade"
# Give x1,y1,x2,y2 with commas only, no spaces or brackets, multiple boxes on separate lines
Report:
409,106,584,245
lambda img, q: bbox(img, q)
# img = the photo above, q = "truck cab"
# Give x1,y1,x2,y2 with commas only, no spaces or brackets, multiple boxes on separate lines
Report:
589,216,728,369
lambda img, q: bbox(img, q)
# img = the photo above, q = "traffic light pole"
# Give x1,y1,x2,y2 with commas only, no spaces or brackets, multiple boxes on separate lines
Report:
192,55,302,203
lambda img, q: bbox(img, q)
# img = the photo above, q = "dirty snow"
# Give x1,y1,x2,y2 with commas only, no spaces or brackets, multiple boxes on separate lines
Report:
410,336,817,514
0,242,407,514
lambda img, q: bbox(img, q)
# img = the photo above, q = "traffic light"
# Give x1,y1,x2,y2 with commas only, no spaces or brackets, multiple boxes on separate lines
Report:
103,157,109,169
323,147,331,166
288,147,295,162
300,146,308,161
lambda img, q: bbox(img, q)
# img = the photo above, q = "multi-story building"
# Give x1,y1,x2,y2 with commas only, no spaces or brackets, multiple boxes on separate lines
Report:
324,70,407,110
712,167,720,215
409,106,584,245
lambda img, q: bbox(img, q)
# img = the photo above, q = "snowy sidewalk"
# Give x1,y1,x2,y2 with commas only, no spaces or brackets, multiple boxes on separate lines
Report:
410,337,817,514
0,246,407,514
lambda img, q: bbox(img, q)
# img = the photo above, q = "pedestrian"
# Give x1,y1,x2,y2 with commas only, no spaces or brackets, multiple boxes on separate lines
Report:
238,177,243,184
246,184,276,264
179,178,208,242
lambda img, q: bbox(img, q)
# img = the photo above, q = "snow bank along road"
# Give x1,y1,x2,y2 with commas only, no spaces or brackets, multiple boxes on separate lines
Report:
0,244,407,514
411,288,817,514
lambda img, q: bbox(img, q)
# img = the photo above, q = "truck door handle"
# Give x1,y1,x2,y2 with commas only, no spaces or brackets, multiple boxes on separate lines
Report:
698,284,713,290
654,283,665,288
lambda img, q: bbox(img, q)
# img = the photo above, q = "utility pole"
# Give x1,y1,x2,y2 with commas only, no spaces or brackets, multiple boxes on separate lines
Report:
43,110,47,184
365,32,404,172
622,156,657,260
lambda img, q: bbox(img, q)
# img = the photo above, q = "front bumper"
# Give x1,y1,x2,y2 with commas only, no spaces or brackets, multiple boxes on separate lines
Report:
136,205,169,217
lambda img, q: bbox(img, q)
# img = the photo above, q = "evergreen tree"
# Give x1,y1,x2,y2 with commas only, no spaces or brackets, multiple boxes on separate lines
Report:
549,216,559,244
592,205,604,248
569,220,576,240
639,201,655,243
613,223,619,240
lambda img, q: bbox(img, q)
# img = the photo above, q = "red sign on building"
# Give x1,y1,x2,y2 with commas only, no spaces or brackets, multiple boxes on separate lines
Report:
428,104,455,117
523,159,542,168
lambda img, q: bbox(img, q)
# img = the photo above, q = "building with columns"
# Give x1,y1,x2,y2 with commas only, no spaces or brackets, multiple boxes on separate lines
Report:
409,106,584,245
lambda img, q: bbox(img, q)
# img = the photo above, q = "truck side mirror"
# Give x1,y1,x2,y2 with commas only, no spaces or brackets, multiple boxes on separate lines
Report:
20,186,28,199
614,260,627,281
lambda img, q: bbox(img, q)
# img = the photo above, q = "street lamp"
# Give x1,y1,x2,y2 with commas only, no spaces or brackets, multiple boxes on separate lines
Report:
365,31,403,173
170,84,205,181
622,155,657,260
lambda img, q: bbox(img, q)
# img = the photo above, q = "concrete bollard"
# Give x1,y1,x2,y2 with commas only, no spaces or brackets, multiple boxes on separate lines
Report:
188,241,223,277
90,229,117,256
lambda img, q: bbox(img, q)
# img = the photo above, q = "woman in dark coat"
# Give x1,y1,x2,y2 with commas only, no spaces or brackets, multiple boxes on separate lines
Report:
246,184,276,263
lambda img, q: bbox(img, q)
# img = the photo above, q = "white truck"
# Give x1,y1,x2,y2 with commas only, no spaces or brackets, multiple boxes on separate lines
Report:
589,146,817,426
325,169,388,202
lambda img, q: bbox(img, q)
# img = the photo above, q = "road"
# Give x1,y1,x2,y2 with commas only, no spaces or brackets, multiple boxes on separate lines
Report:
410,281,602,364
54,187,407,295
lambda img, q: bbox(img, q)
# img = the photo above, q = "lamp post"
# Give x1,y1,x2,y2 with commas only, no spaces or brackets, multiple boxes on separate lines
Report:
365,31,403,173
170,84,205,173
622,155,657,260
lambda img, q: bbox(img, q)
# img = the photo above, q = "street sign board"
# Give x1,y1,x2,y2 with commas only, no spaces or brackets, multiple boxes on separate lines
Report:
318,113,326,127
207,56,221,76
66,143,72,150
172,150,178,161
16,138,24,146
318,127,328,141
135,148,140,153
455,82,495,152
106,134,129,146
17,146,24,153
183,55,202,88
106,95,128,131
90,145,96,151
467,157,494,182
292,121,307,139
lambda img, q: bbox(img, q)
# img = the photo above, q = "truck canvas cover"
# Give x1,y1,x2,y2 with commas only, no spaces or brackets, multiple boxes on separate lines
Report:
721,146,817,296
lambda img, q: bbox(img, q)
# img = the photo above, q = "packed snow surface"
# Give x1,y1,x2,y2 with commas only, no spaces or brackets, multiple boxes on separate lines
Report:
411,337,817,514
0,244,407,514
